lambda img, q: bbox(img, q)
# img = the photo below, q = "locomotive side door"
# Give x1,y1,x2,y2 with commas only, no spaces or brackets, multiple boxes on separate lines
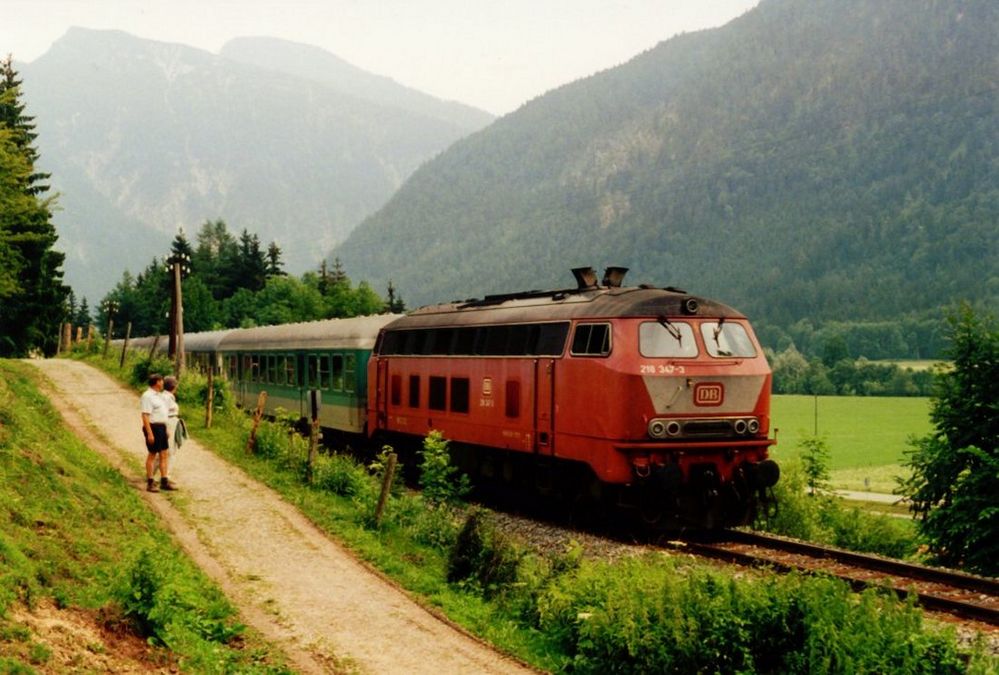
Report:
534,358,556,455
374,357,389,433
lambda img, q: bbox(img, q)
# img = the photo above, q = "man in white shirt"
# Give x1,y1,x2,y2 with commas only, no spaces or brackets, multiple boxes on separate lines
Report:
140,373,176,492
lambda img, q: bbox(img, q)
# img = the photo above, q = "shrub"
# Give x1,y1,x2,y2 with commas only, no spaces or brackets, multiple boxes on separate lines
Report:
419,431,470,505
130,356,174,387
312,453,371,498
535,557,968,674
407,501,461,551
447,509,521,596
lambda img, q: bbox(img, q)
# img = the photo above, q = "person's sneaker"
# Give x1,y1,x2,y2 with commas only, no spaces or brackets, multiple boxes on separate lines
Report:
160,478,178,491
146,478,159,492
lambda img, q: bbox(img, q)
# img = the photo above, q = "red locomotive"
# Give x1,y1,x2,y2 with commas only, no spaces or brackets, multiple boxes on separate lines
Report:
369,267,779,528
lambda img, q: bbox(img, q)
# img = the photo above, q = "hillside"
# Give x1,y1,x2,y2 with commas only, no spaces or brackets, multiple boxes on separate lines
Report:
333,0,998,335
20,28,493,303
220,36,494,130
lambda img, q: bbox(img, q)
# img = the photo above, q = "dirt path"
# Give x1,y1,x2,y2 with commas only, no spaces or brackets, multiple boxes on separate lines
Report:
30,359,535,675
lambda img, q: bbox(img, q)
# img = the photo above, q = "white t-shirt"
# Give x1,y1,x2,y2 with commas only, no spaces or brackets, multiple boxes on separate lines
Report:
140,388,168,424
164,391,179,418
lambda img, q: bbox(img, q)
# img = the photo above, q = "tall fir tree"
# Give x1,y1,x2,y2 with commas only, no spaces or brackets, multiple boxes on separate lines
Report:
266,241,285,277
0,56,68,356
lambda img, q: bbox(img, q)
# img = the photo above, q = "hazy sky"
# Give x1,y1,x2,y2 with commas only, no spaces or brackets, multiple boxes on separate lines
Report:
2,0,759,115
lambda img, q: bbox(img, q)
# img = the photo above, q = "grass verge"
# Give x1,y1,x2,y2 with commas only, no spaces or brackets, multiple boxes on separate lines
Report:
0,359,291,673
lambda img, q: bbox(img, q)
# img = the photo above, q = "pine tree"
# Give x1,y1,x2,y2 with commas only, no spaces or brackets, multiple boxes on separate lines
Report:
266,241,285,276
0,56,68,356
75,297,91,327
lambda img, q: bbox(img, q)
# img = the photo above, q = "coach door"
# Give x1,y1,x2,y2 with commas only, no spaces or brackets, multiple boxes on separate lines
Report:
534,359,555,454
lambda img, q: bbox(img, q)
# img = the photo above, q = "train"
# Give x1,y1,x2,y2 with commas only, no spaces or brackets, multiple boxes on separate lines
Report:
120,267,779,528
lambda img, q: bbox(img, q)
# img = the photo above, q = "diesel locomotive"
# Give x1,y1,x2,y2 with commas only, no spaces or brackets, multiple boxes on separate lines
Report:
125,267,780,528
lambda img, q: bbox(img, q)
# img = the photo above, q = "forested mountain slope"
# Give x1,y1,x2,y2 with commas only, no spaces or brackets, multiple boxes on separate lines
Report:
20,28,492,302
334,0,998,334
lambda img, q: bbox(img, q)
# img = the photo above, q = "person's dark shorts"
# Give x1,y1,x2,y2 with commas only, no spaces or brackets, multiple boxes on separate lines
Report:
144,423,169,453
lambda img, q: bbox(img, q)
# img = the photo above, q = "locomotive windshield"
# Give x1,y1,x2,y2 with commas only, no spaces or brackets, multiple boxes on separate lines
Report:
639,321,698,357
700,321,757,357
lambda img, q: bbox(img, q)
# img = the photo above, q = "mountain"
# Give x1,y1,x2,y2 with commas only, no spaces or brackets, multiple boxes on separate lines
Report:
333,0,998,335
220,37,495,130
20,28,494,303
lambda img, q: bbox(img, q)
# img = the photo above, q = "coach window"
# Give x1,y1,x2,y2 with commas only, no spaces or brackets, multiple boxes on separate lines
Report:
700,321,757,358
639,321,698,358
571,323,611,356
307,355,319,388
285,355,296,386
318,355,331,390
409,375,421,407
451,377,470,413
332,354,344,391
344,354,356,392
429,376,447,411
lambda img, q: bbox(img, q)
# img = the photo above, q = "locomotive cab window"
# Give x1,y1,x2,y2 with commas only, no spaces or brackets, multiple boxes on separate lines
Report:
639,321,698,358
571,323,611,356
700,321,757,358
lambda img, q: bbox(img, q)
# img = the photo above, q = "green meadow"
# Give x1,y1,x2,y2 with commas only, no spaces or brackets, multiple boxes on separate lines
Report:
769,395,933,492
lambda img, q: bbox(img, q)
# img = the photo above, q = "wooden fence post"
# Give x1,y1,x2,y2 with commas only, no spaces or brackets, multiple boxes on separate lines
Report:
305,389,322,483
62,323,72,353
119,322,132,368
86,325,94,351
148,334,160,361
246,391,268,454
374,452,398,527
204,368,215,429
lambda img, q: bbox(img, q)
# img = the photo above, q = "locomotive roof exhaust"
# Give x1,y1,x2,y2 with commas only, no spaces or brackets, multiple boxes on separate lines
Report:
603,266,628,288
572,266,629,289
572,266,599,289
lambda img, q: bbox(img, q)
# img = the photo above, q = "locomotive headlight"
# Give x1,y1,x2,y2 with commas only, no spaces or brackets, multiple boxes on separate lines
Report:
747,418,760,434
649,420,667,439
665,420,682,437
733,418,748,435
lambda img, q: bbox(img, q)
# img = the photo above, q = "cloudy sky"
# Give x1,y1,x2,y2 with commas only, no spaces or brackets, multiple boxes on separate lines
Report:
2,0,758,114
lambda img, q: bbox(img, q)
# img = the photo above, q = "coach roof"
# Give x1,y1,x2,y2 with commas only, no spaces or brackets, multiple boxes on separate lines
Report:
218,314,402,351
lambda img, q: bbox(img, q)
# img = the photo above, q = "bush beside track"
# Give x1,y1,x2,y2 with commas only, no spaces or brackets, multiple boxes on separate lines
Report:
63,343,996,673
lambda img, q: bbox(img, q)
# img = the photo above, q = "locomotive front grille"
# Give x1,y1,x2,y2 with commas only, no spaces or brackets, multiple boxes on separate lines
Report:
647,416,761,440
681,420,734,437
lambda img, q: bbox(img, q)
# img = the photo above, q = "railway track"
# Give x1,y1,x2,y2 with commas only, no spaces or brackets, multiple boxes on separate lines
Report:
666,529,999,626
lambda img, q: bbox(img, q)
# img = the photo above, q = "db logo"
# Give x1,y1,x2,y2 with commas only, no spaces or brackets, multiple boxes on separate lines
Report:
694,383,724,406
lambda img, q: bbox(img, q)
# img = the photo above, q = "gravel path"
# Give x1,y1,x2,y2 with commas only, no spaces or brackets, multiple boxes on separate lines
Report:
30,359,534,675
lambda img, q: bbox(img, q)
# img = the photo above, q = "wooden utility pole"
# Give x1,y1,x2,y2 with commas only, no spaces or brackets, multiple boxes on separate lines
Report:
148,334,160,361
173,260,185,377
103,319,114,357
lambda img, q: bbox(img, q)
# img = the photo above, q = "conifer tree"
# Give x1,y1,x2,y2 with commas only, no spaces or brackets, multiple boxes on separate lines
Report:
0,56,68,356
266,241,285,276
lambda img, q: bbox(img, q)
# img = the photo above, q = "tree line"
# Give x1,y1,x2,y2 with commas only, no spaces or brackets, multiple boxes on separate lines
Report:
96,220,405,338
0,56,68,356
